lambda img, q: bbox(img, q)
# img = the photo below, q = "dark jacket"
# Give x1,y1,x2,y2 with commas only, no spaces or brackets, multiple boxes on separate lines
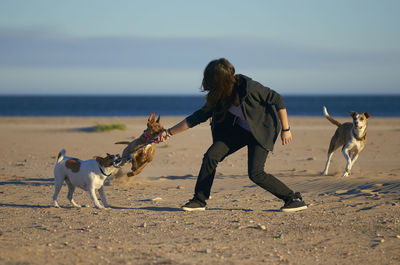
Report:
186,74,285,151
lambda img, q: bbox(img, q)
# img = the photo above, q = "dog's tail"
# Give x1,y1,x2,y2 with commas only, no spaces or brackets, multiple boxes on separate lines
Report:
323,106,342,127
115,141,130,145
56,149,66,163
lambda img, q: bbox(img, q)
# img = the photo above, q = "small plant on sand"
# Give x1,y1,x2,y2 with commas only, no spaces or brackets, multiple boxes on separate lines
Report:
94,123,126,132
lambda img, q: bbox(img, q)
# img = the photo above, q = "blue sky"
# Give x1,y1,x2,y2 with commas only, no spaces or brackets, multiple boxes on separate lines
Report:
0,0,399,95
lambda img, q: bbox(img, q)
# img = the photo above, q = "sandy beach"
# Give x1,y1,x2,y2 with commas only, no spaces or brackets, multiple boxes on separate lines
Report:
0,115,399,265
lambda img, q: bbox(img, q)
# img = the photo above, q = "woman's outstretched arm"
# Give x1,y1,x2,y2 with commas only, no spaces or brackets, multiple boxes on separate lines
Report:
156,118,190,142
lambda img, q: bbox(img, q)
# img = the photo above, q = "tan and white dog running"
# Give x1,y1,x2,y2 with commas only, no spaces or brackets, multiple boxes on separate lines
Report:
53,149,119,208
322,106,371,177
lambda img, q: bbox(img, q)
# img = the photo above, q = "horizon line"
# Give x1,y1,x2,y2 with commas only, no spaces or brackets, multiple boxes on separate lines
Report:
0,93,399,97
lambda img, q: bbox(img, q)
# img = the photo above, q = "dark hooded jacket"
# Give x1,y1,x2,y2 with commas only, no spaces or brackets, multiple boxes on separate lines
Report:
185,74,285,151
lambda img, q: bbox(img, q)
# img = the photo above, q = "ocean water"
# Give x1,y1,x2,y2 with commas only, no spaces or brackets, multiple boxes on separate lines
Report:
0,95,399,117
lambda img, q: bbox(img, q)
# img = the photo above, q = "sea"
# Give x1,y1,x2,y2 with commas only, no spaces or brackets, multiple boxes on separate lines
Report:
0,95,399,117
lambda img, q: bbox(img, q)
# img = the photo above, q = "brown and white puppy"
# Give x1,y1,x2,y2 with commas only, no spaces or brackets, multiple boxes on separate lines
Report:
53,149,118,208
322,106,371,177
115,112,164,177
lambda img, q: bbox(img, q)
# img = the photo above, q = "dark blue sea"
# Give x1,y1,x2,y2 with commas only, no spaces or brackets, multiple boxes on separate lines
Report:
0,95,399,117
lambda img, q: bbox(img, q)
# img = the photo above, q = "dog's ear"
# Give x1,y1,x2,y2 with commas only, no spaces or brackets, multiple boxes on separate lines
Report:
348,111,357,118
363,112,371,119
156,115,160,123
148,112,155,123
93,156,103,164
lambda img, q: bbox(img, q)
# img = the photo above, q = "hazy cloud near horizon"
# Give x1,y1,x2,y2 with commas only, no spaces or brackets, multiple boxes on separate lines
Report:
1,27,398,69
0,27,399,95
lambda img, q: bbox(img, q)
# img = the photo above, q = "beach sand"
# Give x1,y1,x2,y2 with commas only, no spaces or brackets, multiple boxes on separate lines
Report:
0,116,399,265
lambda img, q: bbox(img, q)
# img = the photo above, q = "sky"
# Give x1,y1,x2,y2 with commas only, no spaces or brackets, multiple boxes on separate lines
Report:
0,0,399,95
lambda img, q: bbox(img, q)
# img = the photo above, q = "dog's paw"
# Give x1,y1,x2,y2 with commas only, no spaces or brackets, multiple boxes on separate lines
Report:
342,172,350,177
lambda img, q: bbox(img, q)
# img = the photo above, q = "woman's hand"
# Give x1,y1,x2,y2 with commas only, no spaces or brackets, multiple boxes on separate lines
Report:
277,108,292,145
281,130,292,145
156,130,170,143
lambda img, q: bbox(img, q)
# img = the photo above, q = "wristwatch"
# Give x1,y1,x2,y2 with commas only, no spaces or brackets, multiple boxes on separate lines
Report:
166,128,173,136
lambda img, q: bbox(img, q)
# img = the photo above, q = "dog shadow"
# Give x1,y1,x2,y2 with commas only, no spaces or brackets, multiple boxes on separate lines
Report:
0,203,51,209
0,203,182,212
0,178,54,187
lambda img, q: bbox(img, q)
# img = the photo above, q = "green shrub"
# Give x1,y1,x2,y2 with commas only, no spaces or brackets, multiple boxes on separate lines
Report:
94,123,126,132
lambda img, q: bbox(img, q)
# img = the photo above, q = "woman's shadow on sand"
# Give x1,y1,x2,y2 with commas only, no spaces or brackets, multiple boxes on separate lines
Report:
111,206,182,212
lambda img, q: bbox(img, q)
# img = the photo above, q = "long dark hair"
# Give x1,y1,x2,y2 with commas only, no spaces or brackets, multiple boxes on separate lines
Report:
202,58,239,120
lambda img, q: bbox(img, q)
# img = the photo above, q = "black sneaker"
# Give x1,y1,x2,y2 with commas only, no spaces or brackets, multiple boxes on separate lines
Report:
281,193,308,212
181,198,206,212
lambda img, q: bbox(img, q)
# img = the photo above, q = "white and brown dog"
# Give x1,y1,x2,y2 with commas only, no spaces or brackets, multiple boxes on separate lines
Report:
53,149,119,208
322,106,371,177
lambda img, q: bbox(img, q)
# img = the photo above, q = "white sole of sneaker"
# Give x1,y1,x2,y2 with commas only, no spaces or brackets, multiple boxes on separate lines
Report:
181,207,206,212
281,205,308,213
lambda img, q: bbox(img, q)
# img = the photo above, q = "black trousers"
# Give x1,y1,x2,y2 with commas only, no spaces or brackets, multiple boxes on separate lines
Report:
194,123,295,204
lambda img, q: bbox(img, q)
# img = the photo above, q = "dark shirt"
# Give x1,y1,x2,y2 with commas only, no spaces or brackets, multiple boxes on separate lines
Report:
186,74,285,151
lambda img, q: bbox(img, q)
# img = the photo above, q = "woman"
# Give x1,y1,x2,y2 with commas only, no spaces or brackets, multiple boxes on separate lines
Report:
157,58,307,212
